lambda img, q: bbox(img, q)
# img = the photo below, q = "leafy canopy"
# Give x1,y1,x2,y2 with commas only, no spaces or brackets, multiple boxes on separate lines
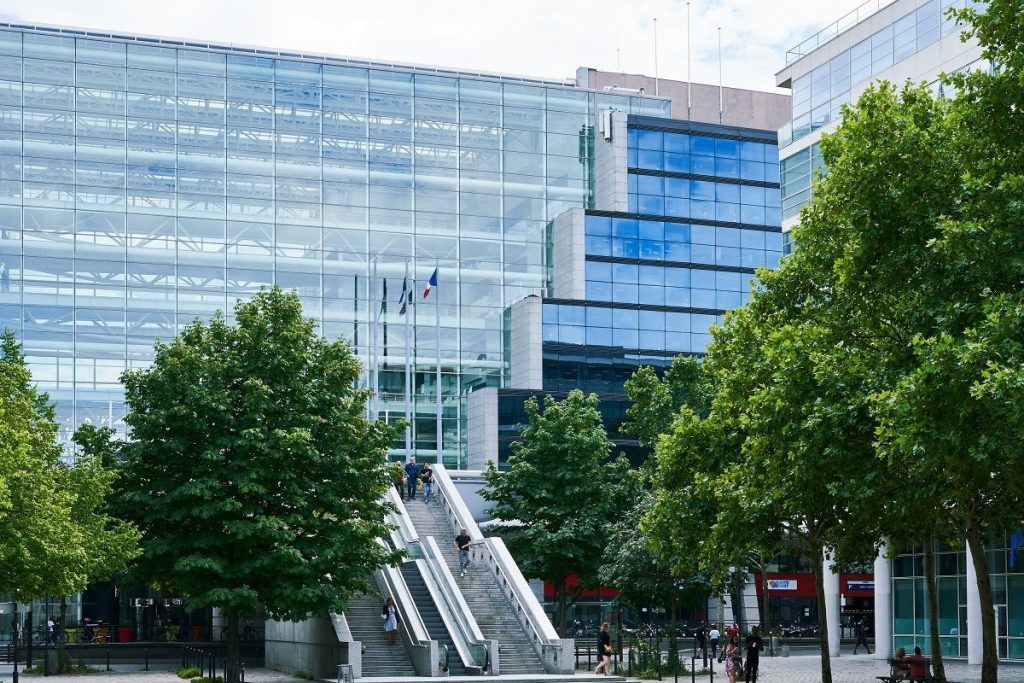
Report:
0,332,139,602
94,287,402,621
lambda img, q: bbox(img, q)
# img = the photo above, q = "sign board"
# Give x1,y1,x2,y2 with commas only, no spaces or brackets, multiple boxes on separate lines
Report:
767,579,798,590
847,581,875,591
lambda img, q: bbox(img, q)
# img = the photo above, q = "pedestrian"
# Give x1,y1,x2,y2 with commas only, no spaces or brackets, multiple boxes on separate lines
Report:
454,527,472,576
853,616,871,654
709,623,721,660
726,622,739,640
421,463,434,504
695,621,707,661
724,636,741,683
392,462,406,501
404,456,421,501
744,625,764,683
381,597,399,645
594,622,613,675
906,646,928,681
11,614,19,645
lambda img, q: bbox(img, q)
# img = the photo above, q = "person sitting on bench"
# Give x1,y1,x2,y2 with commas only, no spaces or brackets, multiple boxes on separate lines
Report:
907,646,929,681
891,647,910,679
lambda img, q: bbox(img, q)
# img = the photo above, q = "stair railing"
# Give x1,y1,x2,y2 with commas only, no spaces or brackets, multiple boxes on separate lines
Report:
373,538,441,676
385,487,495,674
432,465,574,674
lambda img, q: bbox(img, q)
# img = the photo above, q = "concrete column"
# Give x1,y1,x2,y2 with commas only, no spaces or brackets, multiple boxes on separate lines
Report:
465,387,498,470
966,542,983,665
509,295,543,390
874,541,892,660
824,553,841,657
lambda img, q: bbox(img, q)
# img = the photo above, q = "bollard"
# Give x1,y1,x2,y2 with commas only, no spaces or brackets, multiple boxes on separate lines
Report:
145,648,149,671
106,649,111,671
13,659,18,683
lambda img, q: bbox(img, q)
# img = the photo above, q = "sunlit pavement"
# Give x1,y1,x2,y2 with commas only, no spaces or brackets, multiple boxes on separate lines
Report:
630,652,1024,683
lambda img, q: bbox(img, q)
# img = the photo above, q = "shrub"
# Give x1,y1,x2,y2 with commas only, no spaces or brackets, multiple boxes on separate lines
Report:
177,666,202,678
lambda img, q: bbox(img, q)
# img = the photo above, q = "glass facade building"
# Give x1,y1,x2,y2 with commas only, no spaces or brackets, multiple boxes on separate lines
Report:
484,115,782,469
0,22,671,465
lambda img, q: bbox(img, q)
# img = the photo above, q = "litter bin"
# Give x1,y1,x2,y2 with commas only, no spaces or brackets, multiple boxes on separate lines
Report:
118,627,134,643
94,627,108,644
771,635,779,655
192,624,205,642
65,628,80,644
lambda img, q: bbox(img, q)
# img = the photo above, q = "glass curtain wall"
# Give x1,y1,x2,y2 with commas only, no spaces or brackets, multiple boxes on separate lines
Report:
0,24,669,465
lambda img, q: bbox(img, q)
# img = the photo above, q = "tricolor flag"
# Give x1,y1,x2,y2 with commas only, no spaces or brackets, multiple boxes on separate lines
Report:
422,268,438,299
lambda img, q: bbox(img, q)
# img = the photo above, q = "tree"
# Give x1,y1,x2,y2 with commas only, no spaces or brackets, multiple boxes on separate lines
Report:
86,287,402,683
599,491,711,627
481,389,631,636
0,333,139,669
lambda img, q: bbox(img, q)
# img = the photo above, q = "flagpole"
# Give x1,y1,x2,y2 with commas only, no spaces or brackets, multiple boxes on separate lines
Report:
404,258,412,462
435,260,442,463
372,258,379,422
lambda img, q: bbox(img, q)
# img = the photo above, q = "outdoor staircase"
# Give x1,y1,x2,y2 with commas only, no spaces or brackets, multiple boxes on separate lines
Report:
343,593,417,678
399,562,467,675
403,499,547,675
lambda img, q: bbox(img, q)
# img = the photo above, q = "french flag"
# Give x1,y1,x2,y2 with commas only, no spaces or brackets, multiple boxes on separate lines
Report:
422,268,438,299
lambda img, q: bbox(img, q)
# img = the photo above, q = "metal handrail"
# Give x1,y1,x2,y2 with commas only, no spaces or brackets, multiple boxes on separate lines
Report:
373,540,431,647
786,0,899,63
433,465,568,672
384,488,489,672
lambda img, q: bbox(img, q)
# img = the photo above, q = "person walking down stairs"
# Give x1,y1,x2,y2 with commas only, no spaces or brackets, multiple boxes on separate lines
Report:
455,527,472,576
381,597,399,645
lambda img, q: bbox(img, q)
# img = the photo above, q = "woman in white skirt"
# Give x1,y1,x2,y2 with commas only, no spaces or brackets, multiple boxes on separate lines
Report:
381,597,399,645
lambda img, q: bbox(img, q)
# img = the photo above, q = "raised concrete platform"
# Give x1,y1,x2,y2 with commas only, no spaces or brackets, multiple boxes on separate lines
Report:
353,675,628,683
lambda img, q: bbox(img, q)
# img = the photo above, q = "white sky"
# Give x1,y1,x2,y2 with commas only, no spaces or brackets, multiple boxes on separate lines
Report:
0,0,860,93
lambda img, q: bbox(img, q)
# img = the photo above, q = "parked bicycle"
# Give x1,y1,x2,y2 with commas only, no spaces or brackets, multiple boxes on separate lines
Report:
219,618,258,642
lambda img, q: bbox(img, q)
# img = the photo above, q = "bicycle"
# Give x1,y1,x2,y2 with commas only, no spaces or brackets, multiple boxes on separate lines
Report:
219,618,257,642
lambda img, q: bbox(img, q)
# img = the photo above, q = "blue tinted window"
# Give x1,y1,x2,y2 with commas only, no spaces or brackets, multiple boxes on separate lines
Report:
612,218,638,238
612,282,638,303
740,141,765,162
638,195,665,214
586,306,613,327
612,263,638,283
585,235,612,256
638,265,663,285
613,327,639,348
586,326,613,345
639,329,665,350
586,281,612,300
665,153,688,173
638,149,662,169
665,177,688,198
664,241,690,261
559,304,585,325
715,138,739,158
639,310,664,329
716,183,740,203
637,129,663,150
639,240,664,260
586,260,612,282
664,222,690,243
560,325,585,345
665,198,689,217
718,227,741,247
741,185,766,205
612,238,639,258
637,174,664,195
613,308,639,328
691,136,715,156
665,268,689,288
585,214,612,236
664,133,689,154
639,285,665,306
692,269,716,289
691,180,714,201
638,220,664,241
666,312,690,332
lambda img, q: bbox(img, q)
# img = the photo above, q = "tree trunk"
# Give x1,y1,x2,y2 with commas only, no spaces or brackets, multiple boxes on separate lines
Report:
924,540,946,682
226,606,241,683
811,555,833,683
965,522,997,683
57,597,68,673
761,569,772,655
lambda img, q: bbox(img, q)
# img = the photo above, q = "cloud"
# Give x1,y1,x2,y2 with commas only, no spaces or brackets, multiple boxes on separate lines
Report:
0,0,857,92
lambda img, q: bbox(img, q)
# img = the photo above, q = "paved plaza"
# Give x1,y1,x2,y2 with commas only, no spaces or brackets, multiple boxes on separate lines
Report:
2,654,1024,682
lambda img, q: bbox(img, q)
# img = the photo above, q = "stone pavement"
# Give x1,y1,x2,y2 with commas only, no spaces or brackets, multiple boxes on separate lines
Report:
3,657,1024,682
631,652,1024,683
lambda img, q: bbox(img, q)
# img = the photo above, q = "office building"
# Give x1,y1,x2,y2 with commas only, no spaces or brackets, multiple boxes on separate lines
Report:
773,0,1022,664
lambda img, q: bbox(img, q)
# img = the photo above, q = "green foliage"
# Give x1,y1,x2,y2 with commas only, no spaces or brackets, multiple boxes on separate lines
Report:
177,666,203,678
0,332,140,603
293,670,315,680
88,287,402,683
622,356,706,451
482,389,631,634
